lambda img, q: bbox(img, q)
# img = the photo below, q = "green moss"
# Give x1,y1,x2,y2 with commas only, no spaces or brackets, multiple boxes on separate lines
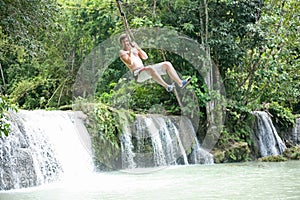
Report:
283,146,300,160
75,101,136,170
258,155,287,162
213,142,251,163
213,150,225,164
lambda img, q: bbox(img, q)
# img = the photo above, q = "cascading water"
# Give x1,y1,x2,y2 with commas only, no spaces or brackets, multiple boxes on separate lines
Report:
167,119,189,165
0,110,93,191
292,118,300,144
174,116,214,164
1,110,212,190
120,125,136,169
145,117,168,166
252,111,287,157
189,139,214,164
121,115,213,168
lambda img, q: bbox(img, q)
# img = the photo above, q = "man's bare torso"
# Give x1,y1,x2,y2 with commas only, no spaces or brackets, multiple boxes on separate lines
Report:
119,48,144,72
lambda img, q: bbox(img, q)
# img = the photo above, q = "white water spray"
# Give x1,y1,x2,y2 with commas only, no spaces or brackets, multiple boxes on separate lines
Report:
253,111,287,157
0,110,93,190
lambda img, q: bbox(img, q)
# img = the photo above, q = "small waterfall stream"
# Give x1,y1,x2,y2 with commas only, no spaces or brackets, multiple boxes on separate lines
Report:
121,115,213,168
0,110,93,190
292,118,300,144
252,111,287,157
120,125,136,169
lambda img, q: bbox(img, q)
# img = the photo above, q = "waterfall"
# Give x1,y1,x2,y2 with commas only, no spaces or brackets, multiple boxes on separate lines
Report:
121,115,213,168
145,117,168,166
189,140,214,164
292,118,300,144
177,117,213,164
252,111,287,157
0,110,93,191
1,109,212,190
120,125,136,169
168,120,189,165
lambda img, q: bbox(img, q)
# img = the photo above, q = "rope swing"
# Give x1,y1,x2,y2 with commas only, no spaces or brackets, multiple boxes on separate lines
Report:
116,0,135,45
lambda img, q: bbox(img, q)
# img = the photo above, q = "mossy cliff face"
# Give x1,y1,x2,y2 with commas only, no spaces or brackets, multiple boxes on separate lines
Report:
84,104,135,171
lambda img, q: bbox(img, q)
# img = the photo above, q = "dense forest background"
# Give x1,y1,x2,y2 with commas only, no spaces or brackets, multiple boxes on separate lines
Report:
0,0,299,148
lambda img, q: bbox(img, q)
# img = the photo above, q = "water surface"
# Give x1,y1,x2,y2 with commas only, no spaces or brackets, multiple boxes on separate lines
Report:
1,161,300,200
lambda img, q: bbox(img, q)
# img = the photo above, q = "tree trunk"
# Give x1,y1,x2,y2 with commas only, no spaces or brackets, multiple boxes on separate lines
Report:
199,0,225,151
153,0,156,17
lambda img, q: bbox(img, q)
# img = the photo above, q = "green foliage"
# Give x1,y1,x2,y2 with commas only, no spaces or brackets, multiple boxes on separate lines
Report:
94,104,121,145
217,0,299,140
217,101,254,149
218,120,253,149
268,102,295,127
63,0,124,44
187,75,210,107
8,77,69,109
0,0,61,58
84,103,135,170
0,95,17,137
9,78,46,104
0,0,299,153
98,78,179,114
0,0,73,109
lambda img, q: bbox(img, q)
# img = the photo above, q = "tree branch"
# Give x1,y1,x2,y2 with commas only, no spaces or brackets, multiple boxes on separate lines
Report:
0,63,6,94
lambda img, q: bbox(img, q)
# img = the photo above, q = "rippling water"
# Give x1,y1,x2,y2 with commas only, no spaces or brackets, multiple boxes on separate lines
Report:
1,161,300,200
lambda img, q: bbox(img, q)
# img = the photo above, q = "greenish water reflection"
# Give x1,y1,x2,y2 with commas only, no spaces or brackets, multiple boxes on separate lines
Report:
1,161,300,200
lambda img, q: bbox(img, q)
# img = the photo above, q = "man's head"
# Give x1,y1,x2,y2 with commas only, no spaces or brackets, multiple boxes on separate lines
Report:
119,34,130,50
119,34,128,44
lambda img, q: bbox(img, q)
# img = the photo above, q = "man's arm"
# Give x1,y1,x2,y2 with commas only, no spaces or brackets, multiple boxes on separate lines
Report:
137,47,148,60
119,50,132,66
132,42,148,60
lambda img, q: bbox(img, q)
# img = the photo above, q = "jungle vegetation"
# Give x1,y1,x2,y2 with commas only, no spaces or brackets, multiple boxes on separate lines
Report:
0,0,299,147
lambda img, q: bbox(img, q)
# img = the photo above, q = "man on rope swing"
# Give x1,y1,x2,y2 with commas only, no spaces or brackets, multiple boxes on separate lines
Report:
119,34,191,92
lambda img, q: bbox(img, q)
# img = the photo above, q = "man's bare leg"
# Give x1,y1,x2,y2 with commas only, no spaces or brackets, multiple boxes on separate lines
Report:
161,61,183,87
144,67,170,89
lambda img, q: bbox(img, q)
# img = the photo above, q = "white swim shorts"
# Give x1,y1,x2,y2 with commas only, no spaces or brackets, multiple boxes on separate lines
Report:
133,63,167,83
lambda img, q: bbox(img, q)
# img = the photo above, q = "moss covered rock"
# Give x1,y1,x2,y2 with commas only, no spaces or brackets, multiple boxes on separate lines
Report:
258,155,287,162
213,150,225,164
213,142,251,163
283,146,300,160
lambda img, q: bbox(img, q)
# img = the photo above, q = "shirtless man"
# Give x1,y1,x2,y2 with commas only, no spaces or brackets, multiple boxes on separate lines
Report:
118,34,191,92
